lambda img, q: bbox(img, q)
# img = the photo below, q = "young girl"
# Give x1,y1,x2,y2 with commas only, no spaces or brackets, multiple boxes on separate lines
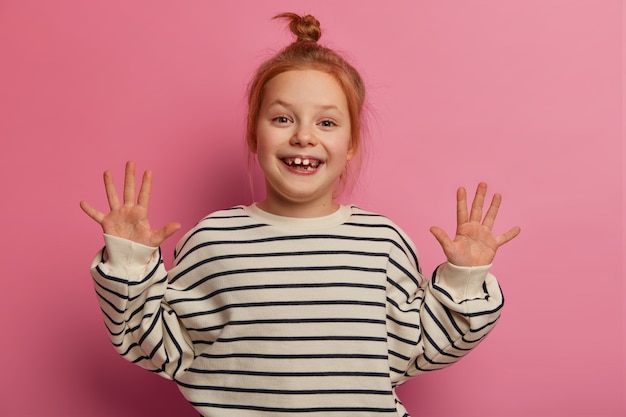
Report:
80,12,520,417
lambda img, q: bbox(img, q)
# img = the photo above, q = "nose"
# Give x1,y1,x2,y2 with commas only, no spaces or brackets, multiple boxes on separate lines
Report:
290,124,317,147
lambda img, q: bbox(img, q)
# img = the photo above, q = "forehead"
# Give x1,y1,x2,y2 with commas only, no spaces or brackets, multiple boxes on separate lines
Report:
262,69,348,110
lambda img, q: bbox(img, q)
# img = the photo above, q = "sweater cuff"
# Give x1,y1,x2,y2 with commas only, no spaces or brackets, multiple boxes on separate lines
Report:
101,234,159,275
434,262,492,302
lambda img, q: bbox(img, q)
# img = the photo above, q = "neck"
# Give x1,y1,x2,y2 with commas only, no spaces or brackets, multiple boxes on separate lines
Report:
256,199,340,218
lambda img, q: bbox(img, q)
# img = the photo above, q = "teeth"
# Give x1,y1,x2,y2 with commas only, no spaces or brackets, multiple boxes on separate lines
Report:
285,157,320,168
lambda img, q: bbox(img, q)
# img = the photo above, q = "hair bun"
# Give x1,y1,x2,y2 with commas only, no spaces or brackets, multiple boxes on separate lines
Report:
274,12,321,43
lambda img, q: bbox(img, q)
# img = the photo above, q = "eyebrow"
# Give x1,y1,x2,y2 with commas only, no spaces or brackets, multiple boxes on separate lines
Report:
266,99,341,112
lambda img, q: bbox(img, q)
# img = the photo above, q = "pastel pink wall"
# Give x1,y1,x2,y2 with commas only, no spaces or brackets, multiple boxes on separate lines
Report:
1,1,623,416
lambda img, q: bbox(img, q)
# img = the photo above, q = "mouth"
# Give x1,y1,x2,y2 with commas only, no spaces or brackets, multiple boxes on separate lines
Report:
281,156,323,172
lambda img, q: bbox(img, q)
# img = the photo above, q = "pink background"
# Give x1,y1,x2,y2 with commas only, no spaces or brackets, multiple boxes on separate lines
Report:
1,1,623,416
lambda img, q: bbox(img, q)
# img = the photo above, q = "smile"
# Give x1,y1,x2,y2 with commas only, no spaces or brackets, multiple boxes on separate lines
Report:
282,157,322,171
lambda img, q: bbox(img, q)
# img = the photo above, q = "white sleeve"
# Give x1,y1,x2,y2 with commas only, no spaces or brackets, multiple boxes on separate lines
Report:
90,234,195,379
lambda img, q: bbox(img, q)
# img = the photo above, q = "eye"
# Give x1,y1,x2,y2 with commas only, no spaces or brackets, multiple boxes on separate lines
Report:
318,120,337,128
273,116,291,124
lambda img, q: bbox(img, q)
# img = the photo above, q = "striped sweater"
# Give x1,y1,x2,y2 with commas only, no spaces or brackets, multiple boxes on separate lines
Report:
90,204,504,416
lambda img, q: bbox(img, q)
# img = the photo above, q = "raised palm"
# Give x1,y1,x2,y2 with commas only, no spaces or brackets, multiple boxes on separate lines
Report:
430,183,520,267
80,161,181,247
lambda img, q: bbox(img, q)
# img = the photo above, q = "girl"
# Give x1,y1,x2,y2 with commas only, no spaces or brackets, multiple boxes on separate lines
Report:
80,12,520,417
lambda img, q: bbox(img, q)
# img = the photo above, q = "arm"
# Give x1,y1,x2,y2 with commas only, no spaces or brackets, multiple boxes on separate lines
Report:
82,162,192,379
386,245,504,385
419,262,503,371
387,183,519,385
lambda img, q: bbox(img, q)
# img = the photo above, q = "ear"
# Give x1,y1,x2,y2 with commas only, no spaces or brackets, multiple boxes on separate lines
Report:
346,139,356,161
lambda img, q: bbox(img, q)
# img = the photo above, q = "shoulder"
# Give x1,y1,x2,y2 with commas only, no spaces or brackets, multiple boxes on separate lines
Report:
198,205,249,223
345,206,419,265
346,206,410,239
192,205,280,229
174,205,262,257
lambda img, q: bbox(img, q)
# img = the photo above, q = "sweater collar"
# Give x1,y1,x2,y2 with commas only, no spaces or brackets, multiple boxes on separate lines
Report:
244,203,352,231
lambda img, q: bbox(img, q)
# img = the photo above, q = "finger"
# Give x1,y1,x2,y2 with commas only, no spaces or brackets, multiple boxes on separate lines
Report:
430,226,453,253
103,170,120,211
151,222,182,246
137,170,153,208
456,187,468,226
495,226,521,246
469,182,487,223
79,200,104,224
482,193,502,230
123,161,136,205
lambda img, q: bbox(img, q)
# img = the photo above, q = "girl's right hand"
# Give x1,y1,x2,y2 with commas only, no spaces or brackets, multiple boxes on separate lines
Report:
80,161,181,247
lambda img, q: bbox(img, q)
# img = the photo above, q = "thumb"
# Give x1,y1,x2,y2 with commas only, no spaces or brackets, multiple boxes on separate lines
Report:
429,226,452,251
151,222,182,246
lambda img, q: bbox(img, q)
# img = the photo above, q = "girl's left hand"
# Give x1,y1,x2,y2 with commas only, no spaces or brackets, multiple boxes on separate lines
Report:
430,182,520,267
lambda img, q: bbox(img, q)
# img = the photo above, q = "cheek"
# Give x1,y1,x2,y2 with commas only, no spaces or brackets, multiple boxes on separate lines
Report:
255,142,269,160
254,132,277,164
254,126,270,154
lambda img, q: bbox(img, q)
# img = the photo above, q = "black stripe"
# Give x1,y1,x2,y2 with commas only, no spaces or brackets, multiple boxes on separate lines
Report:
188,402,397,414
215,335,387,343
175,233,403,267
172,249,388,283
185,368,389,378
176,223,269,258
170,281,385,305
171,265,387,293
178,299,385,319
186,317,385,332
197,352,388,361
345,220,420,270
176,382,392,396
